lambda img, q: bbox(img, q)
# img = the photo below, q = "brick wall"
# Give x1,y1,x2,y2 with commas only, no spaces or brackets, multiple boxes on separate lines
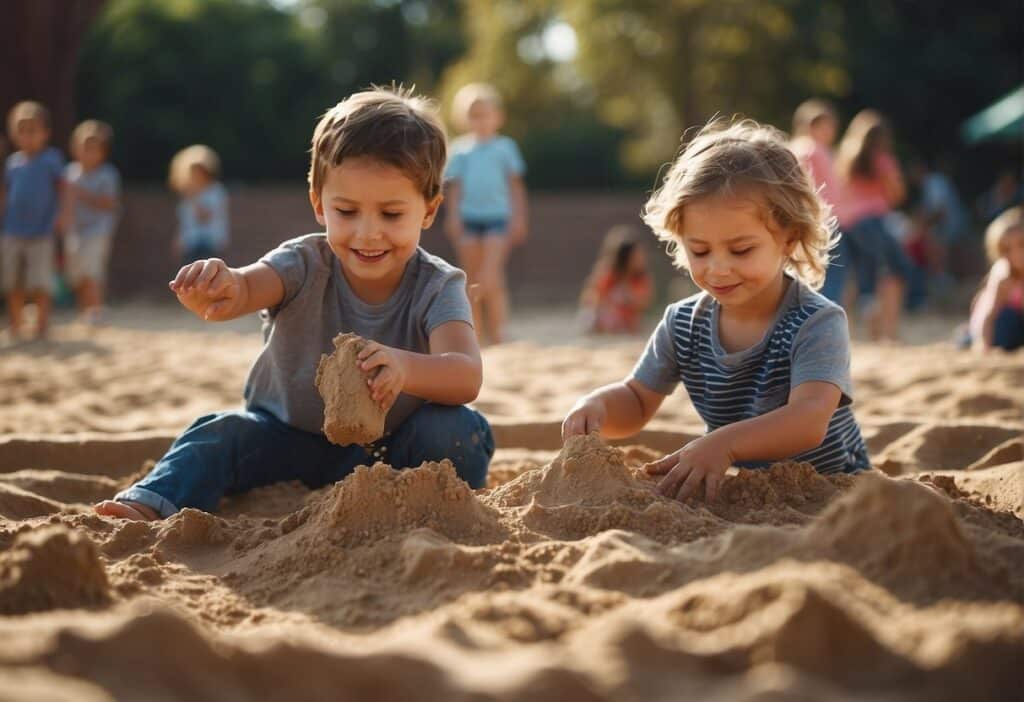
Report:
108,186,681,306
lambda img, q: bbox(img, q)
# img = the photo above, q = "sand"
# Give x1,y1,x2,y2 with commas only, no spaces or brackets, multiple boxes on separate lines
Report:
0,320,1022,700
316,333,387,446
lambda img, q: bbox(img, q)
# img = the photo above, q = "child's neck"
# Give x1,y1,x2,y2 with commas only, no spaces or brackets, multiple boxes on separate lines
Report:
341,258,411,306
716,275,789,352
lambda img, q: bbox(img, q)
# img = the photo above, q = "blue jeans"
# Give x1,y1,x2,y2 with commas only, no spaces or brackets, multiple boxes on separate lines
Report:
819,232,850,304
993,307,1024,351
116,404,494,517
845,216,913,304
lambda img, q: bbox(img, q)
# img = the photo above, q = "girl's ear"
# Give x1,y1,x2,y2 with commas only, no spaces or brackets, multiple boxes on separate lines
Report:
309,189,326,227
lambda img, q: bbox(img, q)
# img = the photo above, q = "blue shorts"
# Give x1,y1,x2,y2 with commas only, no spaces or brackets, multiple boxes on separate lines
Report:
462,218,508,238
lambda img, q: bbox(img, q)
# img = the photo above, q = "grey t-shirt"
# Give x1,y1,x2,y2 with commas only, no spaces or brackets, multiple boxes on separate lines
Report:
64,162,121,238
631,277,868,474
243,234,473,435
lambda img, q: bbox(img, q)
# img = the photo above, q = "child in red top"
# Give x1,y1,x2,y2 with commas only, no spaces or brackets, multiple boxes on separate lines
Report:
970,206,1024,351
580,226,653,334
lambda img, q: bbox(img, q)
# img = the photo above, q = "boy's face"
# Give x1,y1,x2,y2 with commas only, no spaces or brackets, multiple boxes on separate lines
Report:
310,156,442,297
186,164,211,195
76,137,107,170
467,100,503,139
11,118,49,154
677,195,795,312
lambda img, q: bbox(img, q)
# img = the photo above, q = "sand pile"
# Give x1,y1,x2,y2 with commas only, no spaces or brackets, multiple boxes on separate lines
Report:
0,324,1022,700
316,332,387,445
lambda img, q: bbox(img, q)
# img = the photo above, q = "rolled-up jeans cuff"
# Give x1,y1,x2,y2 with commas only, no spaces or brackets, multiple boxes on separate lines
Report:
114,486,179,519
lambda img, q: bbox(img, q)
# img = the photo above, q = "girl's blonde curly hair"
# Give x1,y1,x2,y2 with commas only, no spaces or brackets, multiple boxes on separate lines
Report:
642,119,838,290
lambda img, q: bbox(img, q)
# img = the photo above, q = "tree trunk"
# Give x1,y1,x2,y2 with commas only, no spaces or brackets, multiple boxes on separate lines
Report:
0,0,106,153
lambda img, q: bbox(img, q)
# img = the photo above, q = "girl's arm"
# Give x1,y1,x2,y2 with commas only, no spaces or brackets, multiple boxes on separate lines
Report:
507,174,529,245
358,321,482,410
73,187,118,211
975,276,1012,350
562,378,666,439
169,259,285,321
443,181,464,244
645,381,841,503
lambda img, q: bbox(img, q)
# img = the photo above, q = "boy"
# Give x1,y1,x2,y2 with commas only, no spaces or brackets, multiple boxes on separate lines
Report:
444,83,528,345
62,120,121,323
2,101,64,339
96,88,493,521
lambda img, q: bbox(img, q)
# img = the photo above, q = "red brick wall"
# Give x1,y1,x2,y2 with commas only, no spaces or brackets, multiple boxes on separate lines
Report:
107,186,680,306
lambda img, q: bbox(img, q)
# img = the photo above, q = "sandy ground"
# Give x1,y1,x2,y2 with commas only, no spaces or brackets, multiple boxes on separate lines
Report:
0,305,1022,701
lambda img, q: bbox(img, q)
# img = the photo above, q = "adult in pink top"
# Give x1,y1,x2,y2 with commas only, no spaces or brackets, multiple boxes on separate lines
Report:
835,110,912,341
790,99,847,302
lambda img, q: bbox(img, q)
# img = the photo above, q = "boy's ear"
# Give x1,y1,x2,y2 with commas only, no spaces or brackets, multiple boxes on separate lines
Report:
309,189,326,226
422,193,444,229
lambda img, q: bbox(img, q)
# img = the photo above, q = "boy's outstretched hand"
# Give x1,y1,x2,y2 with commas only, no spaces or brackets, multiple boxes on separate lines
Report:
358,341,409,411
561,397,607,439
644,433,735,503
169,258,243,321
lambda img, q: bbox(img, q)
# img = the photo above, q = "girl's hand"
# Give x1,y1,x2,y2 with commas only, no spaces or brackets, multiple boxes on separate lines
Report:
169,258,243,321
358,342,408,411
644,433,735,503
561,396,607,439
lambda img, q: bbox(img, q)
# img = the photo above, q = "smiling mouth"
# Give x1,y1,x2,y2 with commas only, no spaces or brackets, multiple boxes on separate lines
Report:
708,283,741,294
353,249,389,262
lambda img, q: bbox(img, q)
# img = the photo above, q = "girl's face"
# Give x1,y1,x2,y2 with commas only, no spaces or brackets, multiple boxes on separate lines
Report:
310,156,442,303
186,164,212,195
1002,229,1024,274
76,137,107,170
466,100,502,139
678,195,795,313
810,117,837,147
626,247,647,275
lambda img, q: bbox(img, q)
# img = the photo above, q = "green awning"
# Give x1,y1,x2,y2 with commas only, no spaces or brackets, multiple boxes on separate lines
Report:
961,85,1024,144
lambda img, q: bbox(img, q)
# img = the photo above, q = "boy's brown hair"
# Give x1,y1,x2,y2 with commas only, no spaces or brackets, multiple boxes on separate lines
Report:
7,101,51,136
168,144,221,193
71,120,114,154
643,119,837,289
308,87,447,201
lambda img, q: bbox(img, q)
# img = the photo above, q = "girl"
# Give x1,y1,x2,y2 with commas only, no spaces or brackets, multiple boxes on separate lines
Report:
835,110,912,340
969,206,1024,351
169,144,230,266
563,120,870,504
580,225,654,334
443,83,528,345
789,99,847,304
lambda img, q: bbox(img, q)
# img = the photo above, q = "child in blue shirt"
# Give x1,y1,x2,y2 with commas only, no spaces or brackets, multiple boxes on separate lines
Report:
169,144,230,266
62,120,121,324
2,101,64,340
96,88,493,521
563,120,870,504
444,83,528,344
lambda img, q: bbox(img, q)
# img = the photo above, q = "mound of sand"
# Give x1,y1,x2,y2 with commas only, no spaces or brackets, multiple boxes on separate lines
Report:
316,332,387,446
0,325,1022,700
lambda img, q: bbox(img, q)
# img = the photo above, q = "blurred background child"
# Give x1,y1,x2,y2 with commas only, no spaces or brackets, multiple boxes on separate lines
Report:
579,225,653,334
62,119,121,324
836,109,912,340
169,144,229,266
969,206,1024,351
1,101,64,340
444,83,528,345
790,99,847,304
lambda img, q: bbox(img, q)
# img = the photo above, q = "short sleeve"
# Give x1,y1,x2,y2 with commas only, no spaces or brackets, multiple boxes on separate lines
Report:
259,238,312,312
424,272,473,334
790,304,853,406
502,138,525,176
101,166,122,197
629,304,680,396
444,150,465,182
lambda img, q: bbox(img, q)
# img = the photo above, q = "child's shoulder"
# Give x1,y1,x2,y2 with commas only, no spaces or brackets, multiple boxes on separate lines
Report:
663,290,714,322
413,247,465,285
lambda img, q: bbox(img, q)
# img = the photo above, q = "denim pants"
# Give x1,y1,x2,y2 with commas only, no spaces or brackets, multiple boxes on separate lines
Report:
844,216,913,304
993,307,1024,351
116,404,495,517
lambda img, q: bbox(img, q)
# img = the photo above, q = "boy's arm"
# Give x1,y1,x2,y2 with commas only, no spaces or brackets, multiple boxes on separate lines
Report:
562,378,666,439
358,320,482,409
507,174,528,246
170,259,285,321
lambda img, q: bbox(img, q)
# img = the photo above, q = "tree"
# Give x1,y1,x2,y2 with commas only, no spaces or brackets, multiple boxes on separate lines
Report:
0,0,106,150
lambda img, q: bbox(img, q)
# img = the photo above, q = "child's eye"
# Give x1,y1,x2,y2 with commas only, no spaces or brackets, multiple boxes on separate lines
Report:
689,250,709,258
732,248,754,256
382,212,404,220
335,209,356,217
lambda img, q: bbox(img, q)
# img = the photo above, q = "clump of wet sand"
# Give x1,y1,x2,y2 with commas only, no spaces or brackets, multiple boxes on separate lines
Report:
315,332,387,445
